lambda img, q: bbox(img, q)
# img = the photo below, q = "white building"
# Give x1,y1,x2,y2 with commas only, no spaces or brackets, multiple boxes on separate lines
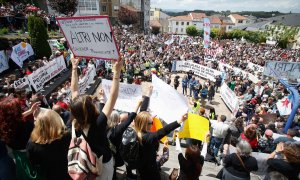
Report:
75,0,101,16
168,13,222,34
228,14,249,27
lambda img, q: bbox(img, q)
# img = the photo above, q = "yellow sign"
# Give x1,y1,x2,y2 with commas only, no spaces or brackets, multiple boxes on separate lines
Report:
150,117,167,143
178,113,209,141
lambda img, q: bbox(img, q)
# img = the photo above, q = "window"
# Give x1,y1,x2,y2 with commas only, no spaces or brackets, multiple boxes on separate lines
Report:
181,22,184,25
102,5,106,12
181,28,183,32
194,24,196,26
187,22,189,25
228,25,232,29
176,22,179,25
175,28,178,32
150,11,154,16
113,6,119,11
238,20,243,23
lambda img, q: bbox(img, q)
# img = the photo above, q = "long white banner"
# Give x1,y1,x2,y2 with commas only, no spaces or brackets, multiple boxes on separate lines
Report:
102,79,142,112
247,62,264,73
79,65,97,94
175,61,222,82
28,55,66,91
264,61,300,82
219,63,259,83
220,83,239,117
10,42,34,68
0,50,9,73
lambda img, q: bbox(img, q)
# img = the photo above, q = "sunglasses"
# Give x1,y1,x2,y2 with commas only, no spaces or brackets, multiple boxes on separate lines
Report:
148,121,153,125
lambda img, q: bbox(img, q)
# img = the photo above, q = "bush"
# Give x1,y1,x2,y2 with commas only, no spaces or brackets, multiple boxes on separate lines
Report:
0,27,9,35
186,25,199,36
27,16,51,58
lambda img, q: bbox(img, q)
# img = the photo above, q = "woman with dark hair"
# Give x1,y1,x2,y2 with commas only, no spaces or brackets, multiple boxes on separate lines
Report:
207,84,215,103
69,57,122,180
209,107,216,120
267,142,300,180
177,145,204,180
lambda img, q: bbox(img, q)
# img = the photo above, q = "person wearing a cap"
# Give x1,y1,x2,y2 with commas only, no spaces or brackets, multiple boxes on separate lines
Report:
258,129,275,153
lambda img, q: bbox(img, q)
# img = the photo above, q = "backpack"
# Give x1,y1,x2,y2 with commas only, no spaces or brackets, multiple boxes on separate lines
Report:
119,127,140,169
67,121,103,180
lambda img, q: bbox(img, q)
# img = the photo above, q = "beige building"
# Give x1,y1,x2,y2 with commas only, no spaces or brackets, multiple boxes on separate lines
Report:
100,0,120,23
228,14,249,27
150,8,170,33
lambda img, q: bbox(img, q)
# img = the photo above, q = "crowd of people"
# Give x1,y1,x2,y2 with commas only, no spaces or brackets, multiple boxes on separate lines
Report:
0,22,300,180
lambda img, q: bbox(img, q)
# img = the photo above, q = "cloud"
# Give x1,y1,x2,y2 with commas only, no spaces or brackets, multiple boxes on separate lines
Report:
151,0,300,13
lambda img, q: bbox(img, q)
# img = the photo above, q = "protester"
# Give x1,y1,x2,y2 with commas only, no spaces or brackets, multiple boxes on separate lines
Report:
240,124,258,151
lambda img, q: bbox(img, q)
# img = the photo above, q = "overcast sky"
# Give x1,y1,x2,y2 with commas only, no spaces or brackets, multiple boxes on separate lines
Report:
151,0,300,13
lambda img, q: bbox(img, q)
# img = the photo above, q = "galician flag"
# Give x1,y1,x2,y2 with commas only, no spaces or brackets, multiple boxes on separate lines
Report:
276,96,292,116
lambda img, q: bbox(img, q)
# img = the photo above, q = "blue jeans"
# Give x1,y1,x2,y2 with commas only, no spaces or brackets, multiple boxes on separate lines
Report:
189,88,194,96
210,137,223,157
182,86,187,95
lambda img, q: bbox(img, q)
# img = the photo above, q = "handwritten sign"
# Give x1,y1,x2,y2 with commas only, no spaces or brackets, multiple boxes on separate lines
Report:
220,83,239,117
56,16,119,60
78,65,97,94
0,50,9,73
248,62,264,73
178,113,210,141
13,77,31,89
101,79,142,112
10,42,34,68
264,61,300,83
150,75,189,124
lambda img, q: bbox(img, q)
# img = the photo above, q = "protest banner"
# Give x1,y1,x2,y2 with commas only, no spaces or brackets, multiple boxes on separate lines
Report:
219,63,259,83
247,62,264,73
203,18,211,48
178,113,210,141
27,55,66,91
220,84,239,116
10,42,34,68
47,39,59,52
56,16,119,60
264,61,300,83
78,65,97,94
150,117,167,143
0,50,9,73
102,79,142,112
150,75,189,124
175,61,222,81
13,77,31,90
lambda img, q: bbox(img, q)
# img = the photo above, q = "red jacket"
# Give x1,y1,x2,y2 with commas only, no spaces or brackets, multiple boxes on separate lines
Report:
240,133,258,149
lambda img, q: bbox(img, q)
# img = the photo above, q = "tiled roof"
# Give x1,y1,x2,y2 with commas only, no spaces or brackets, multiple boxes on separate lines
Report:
120,5,139,12
230,14,247,20
150,20,162,27
209,16,221,24
190,12,206,20
169,15,192,21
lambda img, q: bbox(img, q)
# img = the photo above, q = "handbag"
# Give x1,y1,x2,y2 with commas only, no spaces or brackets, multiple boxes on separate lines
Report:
169,168,179,180
236,154,249,172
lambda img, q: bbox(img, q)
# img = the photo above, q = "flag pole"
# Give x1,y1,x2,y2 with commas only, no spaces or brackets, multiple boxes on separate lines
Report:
280,79,300,133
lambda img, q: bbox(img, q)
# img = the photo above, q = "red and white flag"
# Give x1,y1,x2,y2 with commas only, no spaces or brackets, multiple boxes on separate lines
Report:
276,97,292,116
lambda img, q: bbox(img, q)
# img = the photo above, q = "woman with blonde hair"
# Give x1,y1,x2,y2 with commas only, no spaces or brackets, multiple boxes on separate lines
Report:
69,56,122,179
135,111,188,180
27,108,71,179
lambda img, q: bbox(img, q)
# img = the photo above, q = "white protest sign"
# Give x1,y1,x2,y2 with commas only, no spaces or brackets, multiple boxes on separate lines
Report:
264,61,300,82
56,16,119,60
0,50,9,73
150,74,189,124
13,77,31,89
219,63,259,83
78,65,97,94
220,83,239,117
247,62,264,73
102,79,142,112
10,42,34,68
47,39,59,52
175,61,222,82
27,55,66,91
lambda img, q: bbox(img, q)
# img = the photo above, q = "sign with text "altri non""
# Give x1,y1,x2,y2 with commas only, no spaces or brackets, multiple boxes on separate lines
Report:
56,16,119,60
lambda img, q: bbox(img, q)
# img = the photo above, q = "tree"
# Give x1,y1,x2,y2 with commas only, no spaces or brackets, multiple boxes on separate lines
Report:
118,6,139,25
199,29,204,38
186,25,199,36
151,26,160,35
28,16,51,58
48,0,78,15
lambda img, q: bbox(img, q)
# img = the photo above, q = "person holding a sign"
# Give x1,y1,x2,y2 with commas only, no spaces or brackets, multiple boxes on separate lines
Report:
135,112,188,180
69,56,123,180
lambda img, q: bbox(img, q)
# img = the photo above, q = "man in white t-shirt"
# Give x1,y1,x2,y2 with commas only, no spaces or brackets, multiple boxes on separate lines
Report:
210,115,229,159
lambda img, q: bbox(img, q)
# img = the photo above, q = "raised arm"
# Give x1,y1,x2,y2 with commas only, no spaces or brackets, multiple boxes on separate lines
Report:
102,57,123,117
70,57,80,100
140,85,153,112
